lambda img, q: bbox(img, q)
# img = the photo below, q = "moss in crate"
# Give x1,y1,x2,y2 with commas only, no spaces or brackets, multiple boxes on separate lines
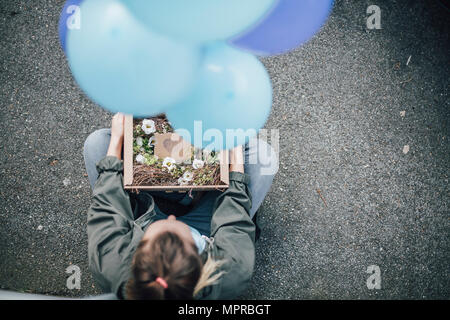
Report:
132,116,223,187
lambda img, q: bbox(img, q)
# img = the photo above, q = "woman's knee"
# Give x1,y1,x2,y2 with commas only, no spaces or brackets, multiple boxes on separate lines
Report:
83,128,111,156
246,137,279,177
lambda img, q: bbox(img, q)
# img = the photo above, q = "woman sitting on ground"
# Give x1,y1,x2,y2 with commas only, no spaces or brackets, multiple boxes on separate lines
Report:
84,113,277,299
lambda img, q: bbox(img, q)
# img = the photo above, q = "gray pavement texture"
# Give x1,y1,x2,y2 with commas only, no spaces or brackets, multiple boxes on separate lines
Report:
0,0,449,299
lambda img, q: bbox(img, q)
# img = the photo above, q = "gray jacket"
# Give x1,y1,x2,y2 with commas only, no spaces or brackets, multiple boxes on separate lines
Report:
87,156,256,299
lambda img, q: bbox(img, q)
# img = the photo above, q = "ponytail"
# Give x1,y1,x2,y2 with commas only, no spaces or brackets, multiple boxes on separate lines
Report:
126,231,225,300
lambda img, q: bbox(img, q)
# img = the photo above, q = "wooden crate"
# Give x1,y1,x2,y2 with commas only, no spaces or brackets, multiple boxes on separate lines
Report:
123,115,229,191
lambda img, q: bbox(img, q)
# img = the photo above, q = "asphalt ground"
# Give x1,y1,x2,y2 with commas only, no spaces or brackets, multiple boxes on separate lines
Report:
0,0,448,299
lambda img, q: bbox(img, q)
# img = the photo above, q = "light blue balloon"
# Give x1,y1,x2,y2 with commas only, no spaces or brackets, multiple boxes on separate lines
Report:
120,0,277,43
166,43,272,151
67,0,202,117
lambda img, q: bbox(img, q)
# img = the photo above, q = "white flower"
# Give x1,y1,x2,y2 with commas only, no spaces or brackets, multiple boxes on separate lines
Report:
135,154,145,164
162,157,176,171
135,136,143,147
192,159,205,170
148,136,156,147
177,177,188,186
183,171,193,181
142,119,156,135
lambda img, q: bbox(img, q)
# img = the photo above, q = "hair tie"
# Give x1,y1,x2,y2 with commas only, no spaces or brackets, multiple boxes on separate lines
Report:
155,277,168,289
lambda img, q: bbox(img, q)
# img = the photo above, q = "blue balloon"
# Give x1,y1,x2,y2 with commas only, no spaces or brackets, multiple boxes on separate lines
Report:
231,0,334,56
166,43,272,151
119,0,277,43
58,0,83,52
66,0,202,117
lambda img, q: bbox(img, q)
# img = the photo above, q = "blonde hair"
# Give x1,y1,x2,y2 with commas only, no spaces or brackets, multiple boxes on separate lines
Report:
194,254,226,296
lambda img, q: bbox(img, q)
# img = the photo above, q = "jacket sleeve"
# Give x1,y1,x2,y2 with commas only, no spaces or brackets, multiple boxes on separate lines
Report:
86,156,136,294
208,171,256,299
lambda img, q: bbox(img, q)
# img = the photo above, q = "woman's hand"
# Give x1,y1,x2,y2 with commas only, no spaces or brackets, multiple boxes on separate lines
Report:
229,145,244,173
107,113,125,160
